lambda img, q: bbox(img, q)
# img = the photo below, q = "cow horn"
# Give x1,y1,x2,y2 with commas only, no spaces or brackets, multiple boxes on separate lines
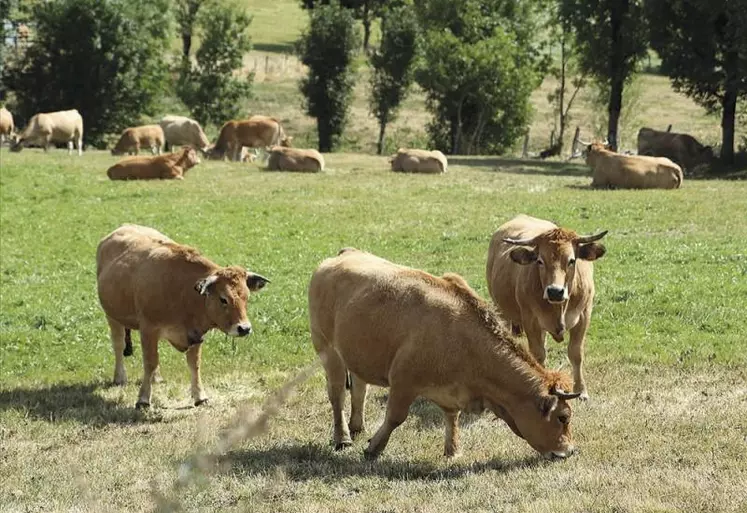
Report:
550,386,582,400
503,236,539,246
577,138,591,146
575,230,608,244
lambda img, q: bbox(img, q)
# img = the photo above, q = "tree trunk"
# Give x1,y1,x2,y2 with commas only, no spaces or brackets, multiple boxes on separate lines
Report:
318,118,331,153
558,32,567,154
607,75,623,151
377,121,386,155
362,0,371,54
182,33,192,61
606,0,626,152
720,88,736,164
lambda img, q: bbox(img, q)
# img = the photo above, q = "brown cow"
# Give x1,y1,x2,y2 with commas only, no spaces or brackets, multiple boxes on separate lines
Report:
209,117,292,161
111,124,164,156
96,224,270,408
586,143,683,189
309,248,581,460
486,215,607,400
0,107,14,145
637,127,712,175
266,146,324,172
390,148,448,173
106,147,200,181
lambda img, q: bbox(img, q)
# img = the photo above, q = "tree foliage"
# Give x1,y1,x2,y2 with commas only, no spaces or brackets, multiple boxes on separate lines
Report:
300,0,397,52
414,0,542,155
297,2,360,152
177,2,253,127
647,0,747,164
2,0,171,147
561,0,648,150
369,5,419,154
175,0,209,62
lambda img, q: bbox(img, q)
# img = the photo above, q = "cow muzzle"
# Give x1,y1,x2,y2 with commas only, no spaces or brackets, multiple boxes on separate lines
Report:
544,285,568,304
545,446,575,460
228,322,253,337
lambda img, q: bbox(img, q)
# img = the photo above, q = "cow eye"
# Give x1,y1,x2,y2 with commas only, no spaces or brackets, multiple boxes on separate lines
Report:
537,259,544,266
219,296,228,305
558,414,569,425
568,258,576,266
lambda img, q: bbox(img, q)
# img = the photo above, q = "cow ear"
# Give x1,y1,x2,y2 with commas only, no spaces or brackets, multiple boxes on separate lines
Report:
246,272,271,291
195,274,218,296
578,243,606,261
509,247,537,265
538,395,558,420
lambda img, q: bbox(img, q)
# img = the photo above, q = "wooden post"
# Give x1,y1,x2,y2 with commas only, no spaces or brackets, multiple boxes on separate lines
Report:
265,55,269,74
550,129,556,148
666,124,672,132
522,131,529,158
569,126,580,158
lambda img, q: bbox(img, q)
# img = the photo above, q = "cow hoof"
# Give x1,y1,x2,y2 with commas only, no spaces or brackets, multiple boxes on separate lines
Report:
334,440,353,451
113,377,127,387
194,398,209,407
363,448,380,461
135,401,150,410
578,392,590,402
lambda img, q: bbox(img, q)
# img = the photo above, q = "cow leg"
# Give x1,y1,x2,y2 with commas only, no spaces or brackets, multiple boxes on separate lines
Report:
524,321,547,365
77,135,83,156
568,310,591,400
186,344,208,406
443,409,461,458
107,316,127,386
136,328,160,408
320,347,353,450
348,373,368,439
67,140,73,155
364,386,415,460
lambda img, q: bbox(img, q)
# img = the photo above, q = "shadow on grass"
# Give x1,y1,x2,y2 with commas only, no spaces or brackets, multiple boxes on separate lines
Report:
0,382,165,426
449,156,590,177
375,395,484,430
252,42,295,54
224,442,543,482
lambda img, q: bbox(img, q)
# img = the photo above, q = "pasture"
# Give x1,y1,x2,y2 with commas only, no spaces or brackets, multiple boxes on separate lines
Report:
0,149,746,512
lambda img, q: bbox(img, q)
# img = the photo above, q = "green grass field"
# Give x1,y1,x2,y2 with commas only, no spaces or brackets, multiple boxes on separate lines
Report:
1,149,746,512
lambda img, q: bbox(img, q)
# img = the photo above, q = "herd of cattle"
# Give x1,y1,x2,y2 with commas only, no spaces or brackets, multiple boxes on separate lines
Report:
0,105,715,186
1,102,719,463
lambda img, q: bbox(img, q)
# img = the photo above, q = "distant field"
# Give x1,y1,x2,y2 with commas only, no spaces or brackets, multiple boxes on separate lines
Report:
0,149,745,512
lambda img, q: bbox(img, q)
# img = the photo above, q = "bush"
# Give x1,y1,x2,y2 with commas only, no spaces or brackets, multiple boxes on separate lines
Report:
3,0,172,148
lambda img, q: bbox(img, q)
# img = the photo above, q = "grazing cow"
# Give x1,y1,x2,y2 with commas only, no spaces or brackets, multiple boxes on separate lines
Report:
96,224,270,408
158,115,210,152
637,127,713,175
107,146,200,181
0,107,14,145
309,248,581,460
209,118,292,161
585,142,683,189
391,148,448,174
111,124,165,156
11,109,83,155
266,146,324,172
486,215,607,400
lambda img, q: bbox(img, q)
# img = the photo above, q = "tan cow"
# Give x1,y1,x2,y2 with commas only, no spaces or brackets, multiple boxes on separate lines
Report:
107,146,200,181
11,109,83,155
96,224,270,408
111,124,164,156
585,142,683,189
637,127,713,175
158,115,210,152
391,148,448,173
0,107,14,145
266,146,324,172
309,248,581,460
209,117,292,161
486,215,607,400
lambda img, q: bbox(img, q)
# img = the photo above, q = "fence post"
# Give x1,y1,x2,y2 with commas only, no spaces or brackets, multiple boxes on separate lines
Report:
569,126,580,158
522,131,530,158
666,124,672,132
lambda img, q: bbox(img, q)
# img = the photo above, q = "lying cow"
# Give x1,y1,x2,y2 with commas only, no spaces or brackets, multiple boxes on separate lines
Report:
391,148,448,173
158,115,210,152
586,142,683,189
266,146,324,172
209,117,292,161
111,124,164,156
487,215,607,400
11,109,83,155
637,127,712,175
309,248,581,460
0,106,14,145
96,224,270,408
107,146,200,181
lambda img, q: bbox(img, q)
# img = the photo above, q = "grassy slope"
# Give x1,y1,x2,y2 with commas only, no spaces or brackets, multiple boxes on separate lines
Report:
0,150,746,512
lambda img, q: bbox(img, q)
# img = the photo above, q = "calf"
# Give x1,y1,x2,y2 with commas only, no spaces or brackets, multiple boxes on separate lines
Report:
111,124,164,156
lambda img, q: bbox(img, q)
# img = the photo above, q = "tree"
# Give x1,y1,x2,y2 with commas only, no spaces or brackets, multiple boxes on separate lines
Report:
298,2,360,152
177,2,253,127
3,0,171,147
175,0,209,63
646,0,747,164
414,0,543,155
561,0,648,151
300,0,397,53
369,5,419,154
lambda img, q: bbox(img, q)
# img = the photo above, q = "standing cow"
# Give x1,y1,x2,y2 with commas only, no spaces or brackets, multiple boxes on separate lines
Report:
111,124,164,156
0,107,14,145
486,215,607,400
11,109,83,155
97,224,270,408
310,248,581,460
158,115,210,152
209,117,292,162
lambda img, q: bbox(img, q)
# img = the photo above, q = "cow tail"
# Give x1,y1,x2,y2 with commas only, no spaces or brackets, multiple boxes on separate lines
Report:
124,329,133,357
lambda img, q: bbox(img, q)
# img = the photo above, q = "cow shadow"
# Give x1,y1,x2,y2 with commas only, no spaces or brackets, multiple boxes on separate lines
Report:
223,442,544,483
375,395,485,430
449,156,590,177
0,381,175,426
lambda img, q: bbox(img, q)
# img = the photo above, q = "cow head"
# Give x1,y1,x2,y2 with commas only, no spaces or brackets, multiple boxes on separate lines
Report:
194,266,270,337
280,135,293,147
178,147,201,171
10,136,24,152
504,227,607,304
492,373,580,459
